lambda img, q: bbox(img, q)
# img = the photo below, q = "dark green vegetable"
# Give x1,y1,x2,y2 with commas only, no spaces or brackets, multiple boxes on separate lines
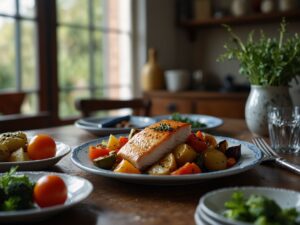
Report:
171,113,207,128
93,152,117,169
0,167,35,211
223,191,300,225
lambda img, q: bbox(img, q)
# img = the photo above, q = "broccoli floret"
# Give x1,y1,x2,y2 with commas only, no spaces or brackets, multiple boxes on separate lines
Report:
0,167,35,211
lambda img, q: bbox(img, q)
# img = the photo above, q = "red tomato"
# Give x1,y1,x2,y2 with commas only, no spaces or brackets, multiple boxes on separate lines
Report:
171,162,201,175
186,133,208,153
34,175,67,207
118,137,128,148
195,131,205,141
88,145,110,160
27,134,56,160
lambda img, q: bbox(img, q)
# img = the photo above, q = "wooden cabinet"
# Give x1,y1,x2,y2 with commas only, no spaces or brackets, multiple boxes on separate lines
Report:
144,91,248,118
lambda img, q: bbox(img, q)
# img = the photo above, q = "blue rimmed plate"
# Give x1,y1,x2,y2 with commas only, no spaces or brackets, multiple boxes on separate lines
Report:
71,135,263,185
75,116,156,136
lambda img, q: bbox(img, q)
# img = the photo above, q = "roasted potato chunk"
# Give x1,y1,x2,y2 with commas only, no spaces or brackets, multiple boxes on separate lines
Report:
173,144,197,166
147,153,177,175
203,149,227,171
0,131,27,153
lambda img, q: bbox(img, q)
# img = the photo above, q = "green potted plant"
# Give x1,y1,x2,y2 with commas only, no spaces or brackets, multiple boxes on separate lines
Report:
218,19,300,136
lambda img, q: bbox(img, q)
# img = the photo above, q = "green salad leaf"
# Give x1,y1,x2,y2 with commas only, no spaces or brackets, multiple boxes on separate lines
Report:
223,191,300,225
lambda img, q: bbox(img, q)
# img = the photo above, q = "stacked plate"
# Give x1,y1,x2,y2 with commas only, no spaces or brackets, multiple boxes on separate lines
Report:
194,187,300,225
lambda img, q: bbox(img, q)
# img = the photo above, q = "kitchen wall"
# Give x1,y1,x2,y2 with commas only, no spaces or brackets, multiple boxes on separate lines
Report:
144,0,300,104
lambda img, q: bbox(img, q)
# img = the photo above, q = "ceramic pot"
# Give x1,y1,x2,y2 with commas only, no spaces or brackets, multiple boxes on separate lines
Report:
245,85,292,136
141,48,165,91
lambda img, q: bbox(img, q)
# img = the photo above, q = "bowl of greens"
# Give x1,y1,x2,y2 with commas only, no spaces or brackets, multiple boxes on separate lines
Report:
197,187,300,225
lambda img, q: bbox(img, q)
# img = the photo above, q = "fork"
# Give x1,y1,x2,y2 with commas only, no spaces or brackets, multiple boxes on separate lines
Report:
252,137,300,175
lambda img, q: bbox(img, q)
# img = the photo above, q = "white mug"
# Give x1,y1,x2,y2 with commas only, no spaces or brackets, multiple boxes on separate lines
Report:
164,70,190,92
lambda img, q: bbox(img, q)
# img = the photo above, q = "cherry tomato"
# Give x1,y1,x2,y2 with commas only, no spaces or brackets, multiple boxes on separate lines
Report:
118,137,128,148
27,134,56,160
34,175,67,207
88,145,110,160
186,133,208,153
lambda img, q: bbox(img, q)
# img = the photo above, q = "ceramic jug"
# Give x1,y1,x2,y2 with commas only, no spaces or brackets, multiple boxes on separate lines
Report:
141,48,165,91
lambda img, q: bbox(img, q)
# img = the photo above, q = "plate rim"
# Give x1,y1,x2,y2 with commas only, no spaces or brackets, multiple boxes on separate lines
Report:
71,135,263,183
0,171,93,218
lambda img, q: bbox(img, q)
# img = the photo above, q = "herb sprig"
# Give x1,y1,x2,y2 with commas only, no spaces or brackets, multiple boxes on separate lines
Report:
151,123,174,132
218,19,300,86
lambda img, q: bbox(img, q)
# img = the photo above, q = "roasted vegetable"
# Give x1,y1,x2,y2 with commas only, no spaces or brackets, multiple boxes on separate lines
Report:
9,148,30,162
203,133,217,148
203,149,227,171
216,140,228,153
0,131,27,153
225,145,241,161
147,153,177,175
0,144,9,162
186,133,207,153
114,159,140,174
173,144,197,166
107,134,119,151
93,152,116,169
171,162,201,175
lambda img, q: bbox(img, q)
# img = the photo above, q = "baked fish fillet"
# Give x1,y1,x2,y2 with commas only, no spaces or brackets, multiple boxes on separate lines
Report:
117,120,191,170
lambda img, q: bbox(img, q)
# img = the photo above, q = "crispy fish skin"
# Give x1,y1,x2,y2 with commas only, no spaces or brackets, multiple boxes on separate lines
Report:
117,120,191,170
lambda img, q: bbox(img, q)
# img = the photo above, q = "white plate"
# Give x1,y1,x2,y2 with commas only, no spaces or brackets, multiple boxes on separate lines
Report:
198,186,300,225
75,116,156,136
0,142,71,171
71,135,263,185
153,114,224,131
0,172,93,223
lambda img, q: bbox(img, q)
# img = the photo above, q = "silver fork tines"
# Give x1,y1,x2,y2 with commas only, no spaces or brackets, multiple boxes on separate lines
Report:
252,137,300,175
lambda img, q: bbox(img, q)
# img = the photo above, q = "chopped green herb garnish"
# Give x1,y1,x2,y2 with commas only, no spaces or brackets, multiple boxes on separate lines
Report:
151,123,174,132
171,113,207,128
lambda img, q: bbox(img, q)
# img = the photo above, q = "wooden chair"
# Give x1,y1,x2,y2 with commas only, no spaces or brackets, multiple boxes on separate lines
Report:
75,98,152,117
0,92,26,115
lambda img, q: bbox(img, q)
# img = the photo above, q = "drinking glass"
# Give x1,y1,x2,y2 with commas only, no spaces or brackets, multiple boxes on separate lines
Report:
268,106,300,153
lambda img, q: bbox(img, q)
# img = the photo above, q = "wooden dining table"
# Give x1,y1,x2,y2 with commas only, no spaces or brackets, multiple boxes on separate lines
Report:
25,118,300,225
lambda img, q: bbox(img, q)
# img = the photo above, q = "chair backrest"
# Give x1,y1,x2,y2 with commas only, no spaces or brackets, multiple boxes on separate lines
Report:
0,92,26,115
75,98,151,117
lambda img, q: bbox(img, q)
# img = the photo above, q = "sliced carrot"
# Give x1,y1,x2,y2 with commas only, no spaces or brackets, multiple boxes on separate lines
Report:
195,131,205,141
171,162,201,175
88,146,110,160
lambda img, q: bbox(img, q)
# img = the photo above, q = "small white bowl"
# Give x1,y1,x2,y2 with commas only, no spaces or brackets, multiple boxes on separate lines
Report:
198,186,300,225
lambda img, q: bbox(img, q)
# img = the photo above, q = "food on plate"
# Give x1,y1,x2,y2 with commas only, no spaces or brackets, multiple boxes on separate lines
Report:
223,191,300,225
117,120,191,170
0,167,67,211
34,174,67,207
89,119,241,175
171,113,207,128
28,134,56,160
0,131,27,161
0,132,57,162
0,167,34,210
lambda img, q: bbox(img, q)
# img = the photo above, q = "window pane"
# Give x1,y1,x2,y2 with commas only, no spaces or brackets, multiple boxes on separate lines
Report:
0,17,16,90
58,27,89,89
57,0,88,26
93,0,104,27
94,31,104,90
59,90,89,117
0,0,16,15
21,20,37,90
19,0,36,18
22,93,38,114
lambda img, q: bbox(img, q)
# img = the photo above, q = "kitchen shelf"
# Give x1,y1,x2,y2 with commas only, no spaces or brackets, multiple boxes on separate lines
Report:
179,10,300,40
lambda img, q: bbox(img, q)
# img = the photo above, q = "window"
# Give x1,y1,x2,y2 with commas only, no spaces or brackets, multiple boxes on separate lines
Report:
0,0,133,122
0,0,38,115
